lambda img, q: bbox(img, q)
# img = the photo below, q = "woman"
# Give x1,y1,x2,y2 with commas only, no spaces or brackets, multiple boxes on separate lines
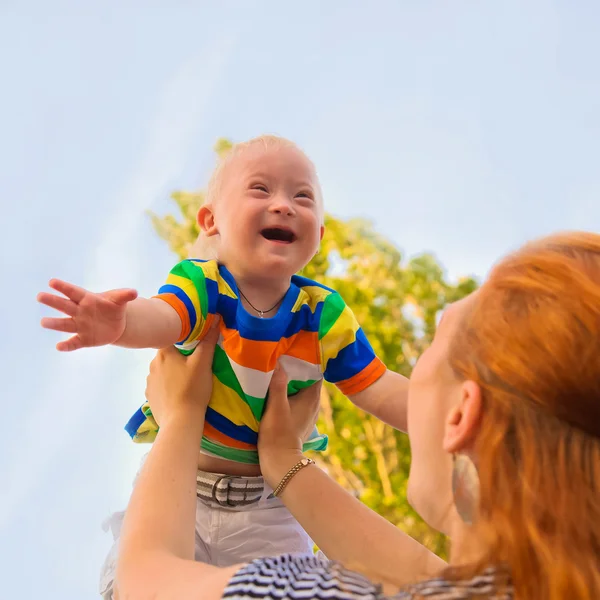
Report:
114,232,600,599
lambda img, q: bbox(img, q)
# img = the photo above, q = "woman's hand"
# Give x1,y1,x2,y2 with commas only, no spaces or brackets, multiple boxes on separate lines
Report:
144,319,220,428
258,364,322,488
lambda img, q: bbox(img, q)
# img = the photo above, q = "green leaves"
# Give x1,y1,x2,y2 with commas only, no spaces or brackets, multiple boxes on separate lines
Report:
149,137,478,559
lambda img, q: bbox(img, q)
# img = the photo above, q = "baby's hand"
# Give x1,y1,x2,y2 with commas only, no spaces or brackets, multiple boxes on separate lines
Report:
37,279,138,351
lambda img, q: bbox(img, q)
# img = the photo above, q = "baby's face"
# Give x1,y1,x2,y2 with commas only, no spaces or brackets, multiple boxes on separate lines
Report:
211,145,324,281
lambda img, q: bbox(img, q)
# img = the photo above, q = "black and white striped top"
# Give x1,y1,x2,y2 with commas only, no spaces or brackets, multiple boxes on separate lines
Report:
223,554,513,600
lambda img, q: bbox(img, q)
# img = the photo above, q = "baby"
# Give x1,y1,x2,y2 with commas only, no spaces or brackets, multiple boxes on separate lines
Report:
37,135,409,597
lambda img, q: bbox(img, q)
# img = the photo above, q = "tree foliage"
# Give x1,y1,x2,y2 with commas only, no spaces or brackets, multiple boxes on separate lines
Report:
149,139,478,557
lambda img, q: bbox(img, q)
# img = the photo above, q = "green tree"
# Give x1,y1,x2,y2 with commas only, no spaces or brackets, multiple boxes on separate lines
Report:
150,139,478,557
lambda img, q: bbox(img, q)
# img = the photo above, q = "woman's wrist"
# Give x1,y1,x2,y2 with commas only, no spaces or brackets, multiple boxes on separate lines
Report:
158,407,205,440
261,450,306,490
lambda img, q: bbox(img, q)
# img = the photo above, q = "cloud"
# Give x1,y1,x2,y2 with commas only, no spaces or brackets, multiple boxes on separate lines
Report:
0,35,237,530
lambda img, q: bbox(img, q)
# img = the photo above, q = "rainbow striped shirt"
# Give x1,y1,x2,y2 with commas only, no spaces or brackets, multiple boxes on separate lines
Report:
125,259,386,464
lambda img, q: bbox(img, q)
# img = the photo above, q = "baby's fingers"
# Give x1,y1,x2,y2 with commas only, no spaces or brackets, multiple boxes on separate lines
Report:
41,317,77,333
37,292,78,317
56,335,84,352
48,279,87,303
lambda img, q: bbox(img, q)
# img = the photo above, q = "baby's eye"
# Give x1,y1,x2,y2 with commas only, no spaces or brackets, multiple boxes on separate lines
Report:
296,191,314,200
252,184,268,193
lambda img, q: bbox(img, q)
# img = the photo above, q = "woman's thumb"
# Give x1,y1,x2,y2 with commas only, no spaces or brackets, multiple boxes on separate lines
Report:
202,316,221,345
189,316,220,365
264,362,289,418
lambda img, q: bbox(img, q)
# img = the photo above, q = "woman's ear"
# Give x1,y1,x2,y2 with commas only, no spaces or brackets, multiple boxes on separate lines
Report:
197,205,219,237
442,380,482,454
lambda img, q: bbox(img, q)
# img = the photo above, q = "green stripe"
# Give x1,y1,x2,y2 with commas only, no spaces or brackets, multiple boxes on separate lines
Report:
245,395,265,421
303,433,329,452
213,345,246,398
202,434,328,463
246,380,320,422
318,293,346,340
201,437,259,464
133,415,328,459
288,379,320,396
191,345,266,421
174,260,208,320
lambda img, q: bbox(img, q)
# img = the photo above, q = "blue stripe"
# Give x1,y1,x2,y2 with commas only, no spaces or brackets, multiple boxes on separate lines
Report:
323,328,376,384
216,294,324,341
157,284,197,339
217,295,239,330
282,301,323,337
292,274,337,293
188,258,211,265
205,407,258,445
205,277,219,314
124,407,147,438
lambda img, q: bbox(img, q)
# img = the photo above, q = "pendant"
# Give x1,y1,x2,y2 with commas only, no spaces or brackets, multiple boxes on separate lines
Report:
258,311,264,318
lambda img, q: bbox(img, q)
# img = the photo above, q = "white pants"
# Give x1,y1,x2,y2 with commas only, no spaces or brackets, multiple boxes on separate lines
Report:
99,470,317,599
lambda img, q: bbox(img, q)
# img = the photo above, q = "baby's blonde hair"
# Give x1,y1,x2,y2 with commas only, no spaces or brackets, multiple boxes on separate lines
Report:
189,135,323,260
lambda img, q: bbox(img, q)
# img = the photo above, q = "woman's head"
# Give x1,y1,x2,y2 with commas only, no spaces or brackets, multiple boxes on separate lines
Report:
191,135,324,279
407,232,600,598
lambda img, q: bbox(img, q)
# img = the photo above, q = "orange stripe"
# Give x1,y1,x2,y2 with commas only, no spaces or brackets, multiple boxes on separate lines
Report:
221,328,277,370
203,421,257,451
193,313,216,343
221,328,319,371
153,294,191,342
280,330,319,363
336,358,387,396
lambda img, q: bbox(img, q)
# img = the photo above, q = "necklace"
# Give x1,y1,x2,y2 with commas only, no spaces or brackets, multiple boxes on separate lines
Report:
238,287,285,318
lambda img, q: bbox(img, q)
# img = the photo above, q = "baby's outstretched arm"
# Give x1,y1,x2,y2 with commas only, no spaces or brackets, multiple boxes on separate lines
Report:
349,370,409,432
117,297,181,349
37,278,181,352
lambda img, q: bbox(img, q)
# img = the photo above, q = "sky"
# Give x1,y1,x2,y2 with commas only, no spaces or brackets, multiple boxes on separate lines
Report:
0,1,599,598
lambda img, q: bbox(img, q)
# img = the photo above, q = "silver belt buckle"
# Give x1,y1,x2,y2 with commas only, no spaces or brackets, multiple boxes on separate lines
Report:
212,474,237,507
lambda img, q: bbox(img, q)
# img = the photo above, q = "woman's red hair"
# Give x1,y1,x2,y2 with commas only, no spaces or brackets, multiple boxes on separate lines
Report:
449,232,600,599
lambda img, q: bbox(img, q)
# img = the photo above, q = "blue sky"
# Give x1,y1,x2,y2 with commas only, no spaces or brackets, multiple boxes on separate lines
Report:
1,1,599,598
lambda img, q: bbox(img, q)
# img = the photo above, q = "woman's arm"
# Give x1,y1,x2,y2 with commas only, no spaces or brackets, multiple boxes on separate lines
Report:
115,323,240,599
116,411,241,599
259,369,446,586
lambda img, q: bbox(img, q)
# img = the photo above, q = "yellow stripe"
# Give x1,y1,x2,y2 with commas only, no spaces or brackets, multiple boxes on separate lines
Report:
166,273,201,304
164,271,205,342
292,285,331,313
216,277,237,300
198,260,238,300
197,259,220,280
209,375,259,432
320,305,358,369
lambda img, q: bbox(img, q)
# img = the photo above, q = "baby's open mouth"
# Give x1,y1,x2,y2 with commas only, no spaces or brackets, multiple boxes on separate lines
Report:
260,228,296,243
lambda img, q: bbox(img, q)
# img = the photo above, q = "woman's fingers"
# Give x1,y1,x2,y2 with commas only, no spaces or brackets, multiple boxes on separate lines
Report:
294,379,322,406
263,364,290,421
188,317,220,368
288,380,322,439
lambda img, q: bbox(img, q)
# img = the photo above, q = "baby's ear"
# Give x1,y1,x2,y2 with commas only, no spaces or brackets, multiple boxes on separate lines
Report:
197,204,218,236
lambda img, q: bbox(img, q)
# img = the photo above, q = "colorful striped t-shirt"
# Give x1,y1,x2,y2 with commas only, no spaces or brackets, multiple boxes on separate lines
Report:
124,259,386,464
